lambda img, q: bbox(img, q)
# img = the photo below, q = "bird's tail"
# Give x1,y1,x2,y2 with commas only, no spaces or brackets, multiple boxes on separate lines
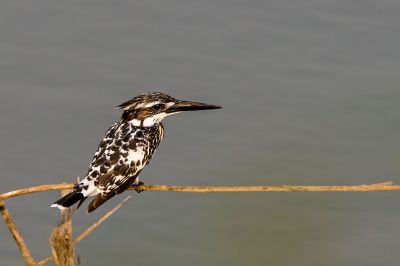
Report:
51,189,86,210
87,177,136,213
87,193,113,213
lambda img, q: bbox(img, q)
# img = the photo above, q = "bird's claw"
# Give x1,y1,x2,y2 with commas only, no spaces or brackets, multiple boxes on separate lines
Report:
132,181,145,193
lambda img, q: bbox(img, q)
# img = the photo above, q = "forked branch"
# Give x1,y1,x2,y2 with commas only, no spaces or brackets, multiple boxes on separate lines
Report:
1,180,400,266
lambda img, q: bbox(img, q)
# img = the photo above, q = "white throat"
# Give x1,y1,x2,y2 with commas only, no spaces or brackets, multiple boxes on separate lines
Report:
129,112,174,127
143,113,168,126
129,119,142,127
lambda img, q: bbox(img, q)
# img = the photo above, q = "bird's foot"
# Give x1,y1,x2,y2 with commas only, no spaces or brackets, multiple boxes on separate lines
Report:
132,181,145,193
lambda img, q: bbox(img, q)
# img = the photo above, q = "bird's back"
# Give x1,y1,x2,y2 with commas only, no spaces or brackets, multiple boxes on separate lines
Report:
82,121,164,198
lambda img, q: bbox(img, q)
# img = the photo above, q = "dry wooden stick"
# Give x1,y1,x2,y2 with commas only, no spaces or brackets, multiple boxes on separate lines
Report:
37,196,131,266
0,201,36,266
36,256,52,266
74,196,131,244
50,189,76,266
2,180,400,266
1,181,400,202
138,181,399,192
0,183,75,201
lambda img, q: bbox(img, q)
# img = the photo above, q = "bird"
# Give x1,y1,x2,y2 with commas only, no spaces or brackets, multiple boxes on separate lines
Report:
51,92,221,213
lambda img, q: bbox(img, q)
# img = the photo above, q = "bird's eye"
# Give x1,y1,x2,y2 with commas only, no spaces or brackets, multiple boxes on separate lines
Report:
153,104,164,110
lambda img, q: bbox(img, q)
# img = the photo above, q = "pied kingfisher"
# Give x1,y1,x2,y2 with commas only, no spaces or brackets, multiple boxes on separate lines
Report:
52,92,221,213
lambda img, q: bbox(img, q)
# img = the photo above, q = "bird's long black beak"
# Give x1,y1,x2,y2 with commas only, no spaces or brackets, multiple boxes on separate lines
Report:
167,101,221,113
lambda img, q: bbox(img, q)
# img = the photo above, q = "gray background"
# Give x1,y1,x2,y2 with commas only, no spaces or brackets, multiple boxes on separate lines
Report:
1,0,400,265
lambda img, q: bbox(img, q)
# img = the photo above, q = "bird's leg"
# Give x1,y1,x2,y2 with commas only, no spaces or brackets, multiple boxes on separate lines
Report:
131,180,145,193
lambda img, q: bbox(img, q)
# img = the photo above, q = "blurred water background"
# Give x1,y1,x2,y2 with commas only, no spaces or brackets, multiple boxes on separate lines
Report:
1,0,400,265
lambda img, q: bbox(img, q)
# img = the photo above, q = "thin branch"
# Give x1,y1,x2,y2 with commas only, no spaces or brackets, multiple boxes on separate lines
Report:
1,181,400,202
0,183,75,201
37,196,131,266
0,201,36,266
73,196,131,245
36,256,52,266
2,181,400,265
138,182,399,192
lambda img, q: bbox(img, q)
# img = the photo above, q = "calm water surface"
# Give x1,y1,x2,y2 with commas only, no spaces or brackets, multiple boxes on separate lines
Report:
1,1,400,265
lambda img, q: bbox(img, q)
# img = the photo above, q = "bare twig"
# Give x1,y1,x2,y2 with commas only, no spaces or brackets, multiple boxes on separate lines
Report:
0,201,36,266
36,196,131,266
138,181,398,192
1,180,400,265
0,183,75,201
1,181,400,202
50,189,76,266
37,256,52,266
74,196,131,245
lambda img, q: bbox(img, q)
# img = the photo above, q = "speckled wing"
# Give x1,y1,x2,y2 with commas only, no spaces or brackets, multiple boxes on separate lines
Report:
86,122,143,193
81,121,164,212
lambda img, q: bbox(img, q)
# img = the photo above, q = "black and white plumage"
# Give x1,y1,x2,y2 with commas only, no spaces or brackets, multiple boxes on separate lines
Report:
52,92,221,213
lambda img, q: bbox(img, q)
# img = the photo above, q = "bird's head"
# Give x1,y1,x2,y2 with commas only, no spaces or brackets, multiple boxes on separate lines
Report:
116,92,221,127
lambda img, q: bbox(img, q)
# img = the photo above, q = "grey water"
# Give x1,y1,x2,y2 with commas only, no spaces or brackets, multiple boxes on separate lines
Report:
1,0,400,265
